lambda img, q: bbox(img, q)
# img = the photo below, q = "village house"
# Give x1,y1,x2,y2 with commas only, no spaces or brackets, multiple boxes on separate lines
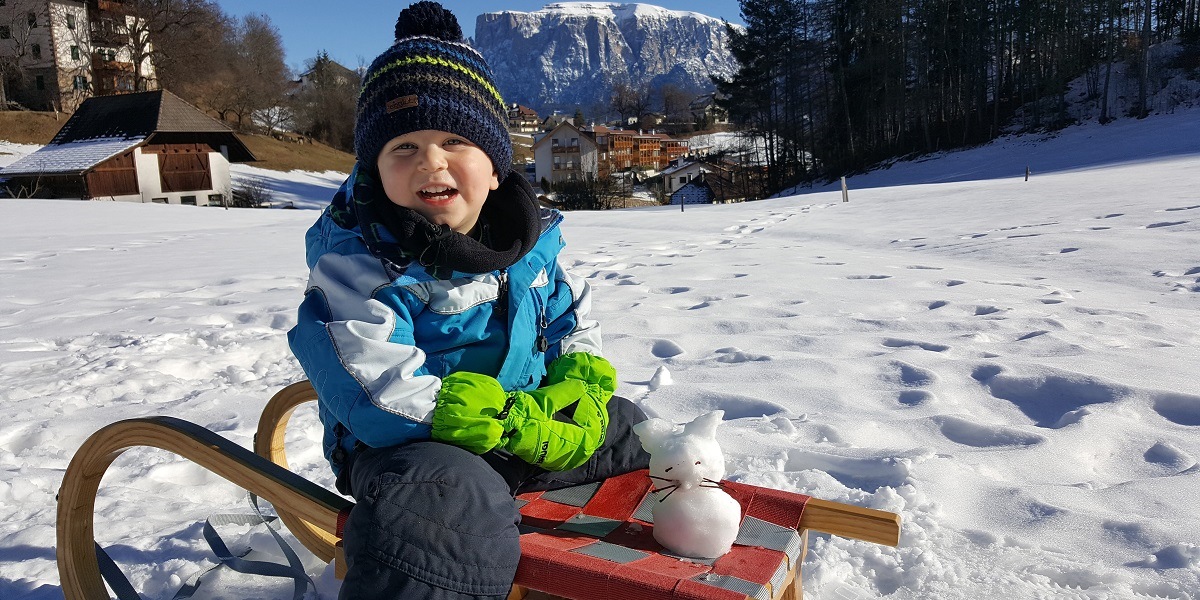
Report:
689,92,729,127
669,171,745,207
530,121,598,186
0,0,156,112
661,159,709,196
506,103,539,133
0,89,255,203
533,122,689,186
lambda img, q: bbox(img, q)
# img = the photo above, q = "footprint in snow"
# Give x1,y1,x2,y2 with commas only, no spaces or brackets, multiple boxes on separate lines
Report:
898,390,934,406
1163,204,1200,212
883,338,950,353
1150,391,1200,426
972,364,1131,428
931,415,1046,448
651,339,685,358
784,449,912,491
651,286,691,295
712,347,771,363
882,360,938,387
1145,221,1188,228
1143,441,1196,473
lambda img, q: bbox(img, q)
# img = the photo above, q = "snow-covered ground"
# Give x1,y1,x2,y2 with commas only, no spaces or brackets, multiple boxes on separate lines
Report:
2,108,1199,599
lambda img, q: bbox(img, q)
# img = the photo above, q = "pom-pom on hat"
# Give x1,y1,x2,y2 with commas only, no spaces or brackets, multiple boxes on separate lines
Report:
355,1,511,175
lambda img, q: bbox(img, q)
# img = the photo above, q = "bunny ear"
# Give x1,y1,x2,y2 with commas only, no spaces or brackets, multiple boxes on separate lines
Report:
683,410,724,439
633,418,678,452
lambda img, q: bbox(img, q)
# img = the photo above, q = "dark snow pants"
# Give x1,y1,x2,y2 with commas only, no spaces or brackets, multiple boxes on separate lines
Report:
336,395,651,600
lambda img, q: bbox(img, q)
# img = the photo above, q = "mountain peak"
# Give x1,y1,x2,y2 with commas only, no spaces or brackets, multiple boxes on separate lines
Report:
475,3,738,114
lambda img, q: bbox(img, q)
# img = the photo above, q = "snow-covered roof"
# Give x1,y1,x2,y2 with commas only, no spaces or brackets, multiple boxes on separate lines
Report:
0,137,145,177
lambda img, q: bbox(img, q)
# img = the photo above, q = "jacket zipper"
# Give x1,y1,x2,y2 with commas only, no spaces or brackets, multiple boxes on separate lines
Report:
496,270,509,315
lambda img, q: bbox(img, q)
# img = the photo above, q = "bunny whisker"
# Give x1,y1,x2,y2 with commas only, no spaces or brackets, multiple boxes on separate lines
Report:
658,485,680,503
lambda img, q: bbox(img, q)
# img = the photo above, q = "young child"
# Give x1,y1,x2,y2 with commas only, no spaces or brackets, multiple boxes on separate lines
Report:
287,3,650,598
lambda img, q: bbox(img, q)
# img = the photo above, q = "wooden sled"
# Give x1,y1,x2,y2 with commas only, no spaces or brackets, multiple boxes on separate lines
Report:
58,381,901,600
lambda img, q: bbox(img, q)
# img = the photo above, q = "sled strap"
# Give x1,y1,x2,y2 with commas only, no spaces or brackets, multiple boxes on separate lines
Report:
58,416,353,600
94,543,140,600
92,495,315,600
171,494,315,600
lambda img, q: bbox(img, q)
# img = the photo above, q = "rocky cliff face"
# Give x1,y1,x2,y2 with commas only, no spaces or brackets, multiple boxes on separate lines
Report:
473,3,739,115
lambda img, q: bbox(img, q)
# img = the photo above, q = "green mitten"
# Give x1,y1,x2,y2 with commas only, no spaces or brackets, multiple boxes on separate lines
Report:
500,379,608,471
547,352,617,403
430,372,508,454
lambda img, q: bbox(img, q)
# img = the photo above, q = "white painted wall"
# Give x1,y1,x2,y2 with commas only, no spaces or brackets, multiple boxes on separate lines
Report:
130,147,230,206
664,163,706,195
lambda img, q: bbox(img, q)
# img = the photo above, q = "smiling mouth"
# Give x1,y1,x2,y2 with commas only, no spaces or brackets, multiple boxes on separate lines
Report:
418,186,458,203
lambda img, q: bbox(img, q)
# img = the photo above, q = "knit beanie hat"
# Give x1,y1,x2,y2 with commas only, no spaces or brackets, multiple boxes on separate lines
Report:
355,1,512,175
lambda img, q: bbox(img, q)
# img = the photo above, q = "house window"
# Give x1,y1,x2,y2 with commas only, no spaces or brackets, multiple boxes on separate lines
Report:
152,198,168,204
181,196,197,205
71,45,80,60
35,75,44,90
66,14,76,29
31,44,41,59
27,12,37,28
679,176,687,185
73,75,87,90
209,194,225,206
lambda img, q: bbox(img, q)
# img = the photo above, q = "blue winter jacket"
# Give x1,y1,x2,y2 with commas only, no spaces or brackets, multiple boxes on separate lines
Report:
287,172,602,475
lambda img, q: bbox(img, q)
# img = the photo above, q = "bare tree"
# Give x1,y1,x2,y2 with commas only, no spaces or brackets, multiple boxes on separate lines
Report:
99,0,212,92
154,0,230,103
610,79,650,125
657,83,692,133
0,0,50,106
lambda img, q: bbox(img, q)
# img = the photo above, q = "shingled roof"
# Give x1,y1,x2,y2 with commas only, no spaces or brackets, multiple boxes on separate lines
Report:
52,90,235,142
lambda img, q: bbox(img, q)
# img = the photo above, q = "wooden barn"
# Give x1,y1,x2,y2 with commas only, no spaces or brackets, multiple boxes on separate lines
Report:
0,90,255,205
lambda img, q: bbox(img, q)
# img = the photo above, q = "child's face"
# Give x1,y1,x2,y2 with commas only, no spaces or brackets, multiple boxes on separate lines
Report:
376,130,500,235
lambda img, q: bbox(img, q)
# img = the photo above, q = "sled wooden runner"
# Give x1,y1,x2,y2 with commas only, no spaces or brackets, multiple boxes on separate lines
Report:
57,381,901,600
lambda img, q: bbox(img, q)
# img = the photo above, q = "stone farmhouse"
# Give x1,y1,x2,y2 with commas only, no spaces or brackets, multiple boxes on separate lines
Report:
1,0,157,112
532,122,688,186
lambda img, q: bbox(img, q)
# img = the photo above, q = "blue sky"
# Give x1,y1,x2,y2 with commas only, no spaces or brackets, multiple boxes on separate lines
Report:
212,1,745,72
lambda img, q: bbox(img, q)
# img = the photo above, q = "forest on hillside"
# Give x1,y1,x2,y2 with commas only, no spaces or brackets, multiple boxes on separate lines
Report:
716,0,1200,195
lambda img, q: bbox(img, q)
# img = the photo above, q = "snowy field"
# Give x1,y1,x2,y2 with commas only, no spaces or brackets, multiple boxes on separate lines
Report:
2,109,1199,599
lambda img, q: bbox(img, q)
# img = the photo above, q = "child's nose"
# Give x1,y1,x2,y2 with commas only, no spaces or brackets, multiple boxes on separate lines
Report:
417,145,448,171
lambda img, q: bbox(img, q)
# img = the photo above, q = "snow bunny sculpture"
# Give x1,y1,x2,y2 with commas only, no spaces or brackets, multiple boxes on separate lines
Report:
633,410,742,559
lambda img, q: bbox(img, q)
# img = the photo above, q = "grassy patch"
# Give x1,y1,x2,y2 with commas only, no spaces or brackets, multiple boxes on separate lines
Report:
239,134,355,174
0,111,67,144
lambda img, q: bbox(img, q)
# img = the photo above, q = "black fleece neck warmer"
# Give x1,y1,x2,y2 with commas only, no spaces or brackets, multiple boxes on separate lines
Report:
354,170,541,279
